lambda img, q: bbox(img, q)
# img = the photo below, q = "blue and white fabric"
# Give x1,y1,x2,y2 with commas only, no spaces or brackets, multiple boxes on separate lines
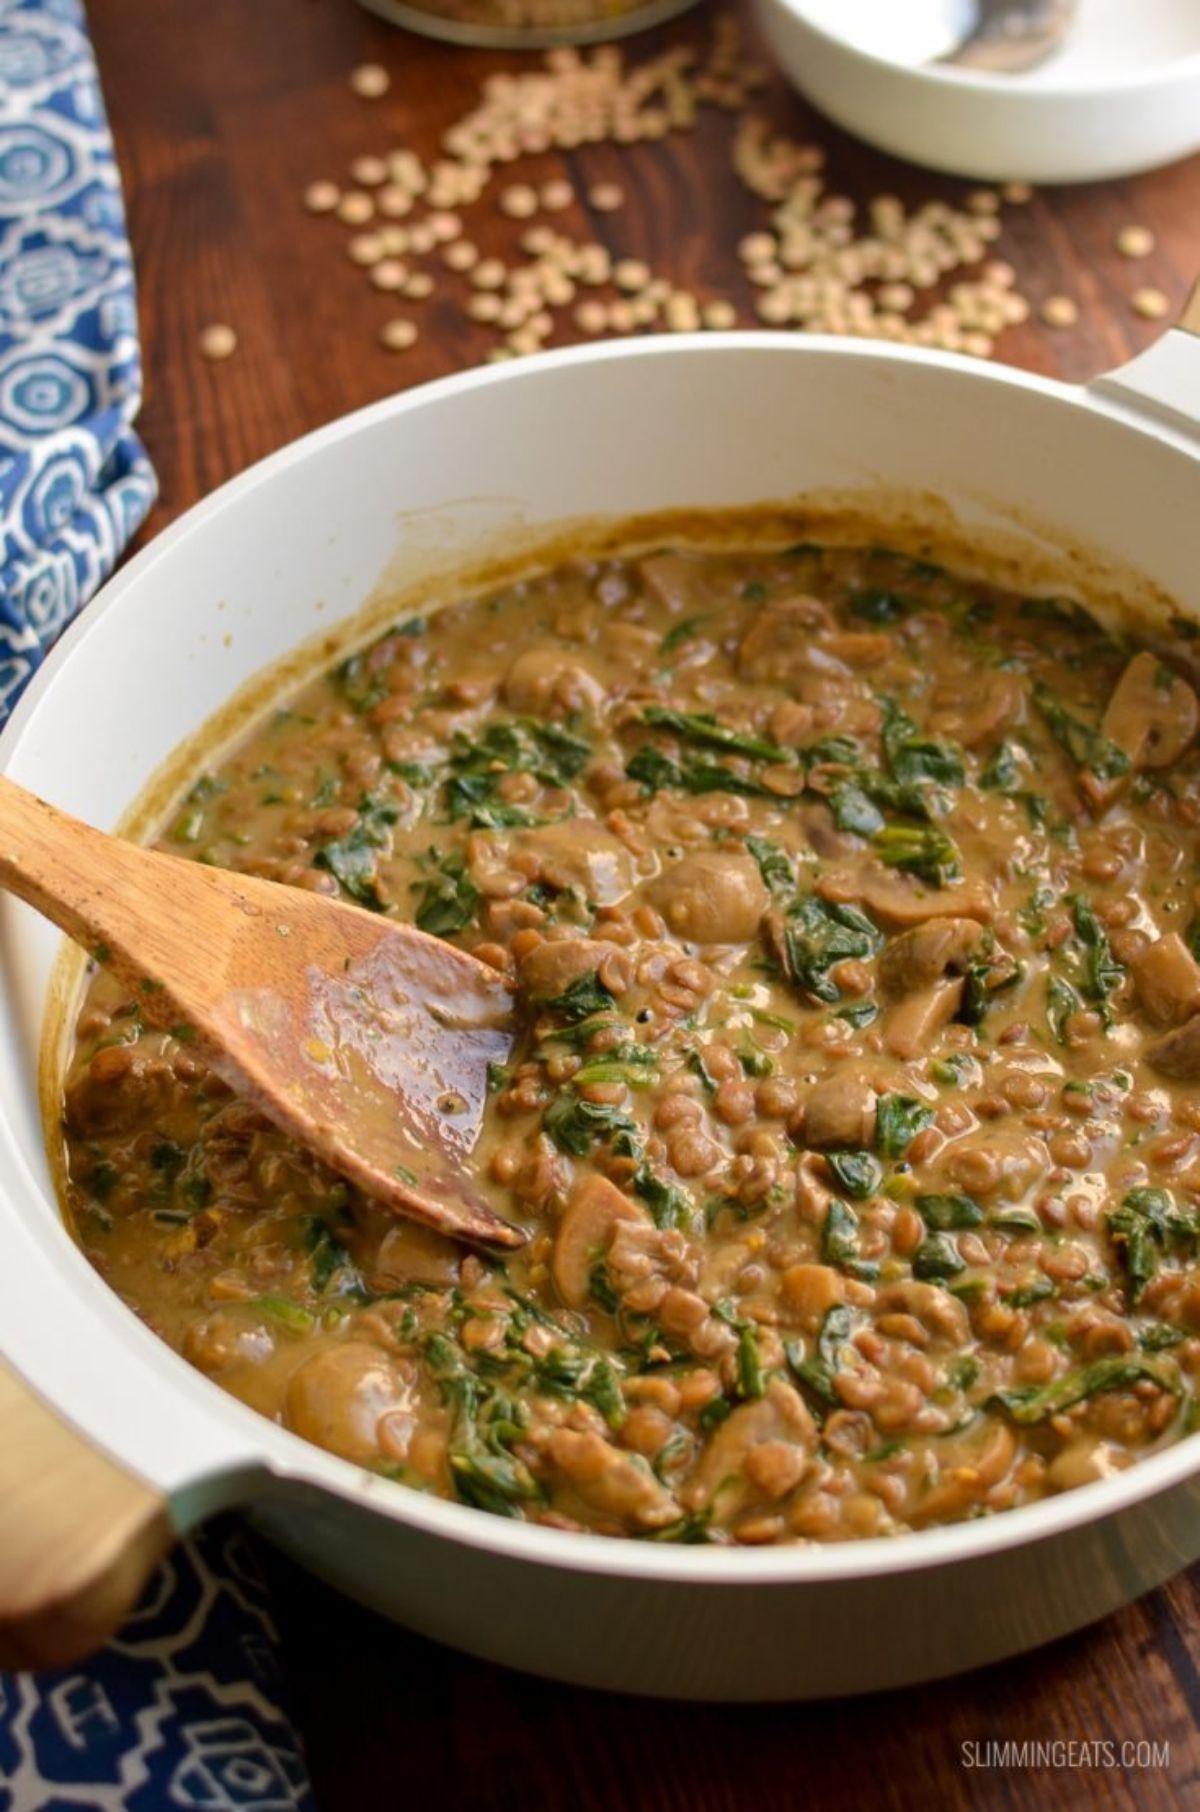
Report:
0,8,316,1809
0,0,155,728
0,1522,316,1812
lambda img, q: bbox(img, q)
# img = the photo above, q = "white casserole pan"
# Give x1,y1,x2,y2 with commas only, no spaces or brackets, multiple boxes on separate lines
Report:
2,304,1200,1698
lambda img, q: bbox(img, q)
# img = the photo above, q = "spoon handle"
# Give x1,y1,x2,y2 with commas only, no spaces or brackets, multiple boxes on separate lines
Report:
0,773,166,968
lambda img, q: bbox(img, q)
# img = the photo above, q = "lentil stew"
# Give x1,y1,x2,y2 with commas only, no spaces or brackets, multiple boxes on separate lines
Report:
59,538,1200,1544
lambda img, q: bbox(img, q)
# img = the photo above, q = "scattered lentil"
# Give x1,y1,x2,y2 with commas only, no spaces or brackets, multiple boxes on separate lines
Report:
347,232,385,266
199,323,237,361
1132,285,1170,320
350,155,388,187
349,63,390,100
1041,295,1079,328
500,183,539,219
336,191,375,226
1116,225,1155,259
308,19,1037,366
379,317,417,350
303,180,340,214
370,259,409,291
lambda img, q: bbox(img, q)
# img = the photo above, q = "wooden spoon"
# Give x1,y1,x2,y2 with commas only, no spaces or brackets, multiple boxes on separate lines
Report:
0,773,524,1248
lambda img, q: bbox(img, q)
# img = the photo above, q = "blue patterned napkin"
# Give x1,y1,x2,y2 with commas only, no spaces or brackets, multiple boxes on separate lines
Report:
0,7,316,1808
0,0,155,726
1,1523,315,1812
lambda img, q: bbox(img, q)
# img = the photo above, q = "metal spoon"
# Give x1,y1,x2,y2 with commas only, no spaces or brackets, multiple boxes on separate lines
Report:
937,0,1079,74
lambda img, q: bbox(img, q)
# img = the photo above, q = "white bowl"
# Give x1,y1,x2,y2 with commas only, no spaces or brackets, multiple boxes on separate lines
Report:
755,0,1200,183
3,322,1200,1698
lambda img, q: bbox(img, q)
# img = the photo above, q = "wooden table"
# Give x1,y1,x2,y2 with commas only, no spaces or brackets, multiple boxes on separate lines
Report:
87,1,1200,1804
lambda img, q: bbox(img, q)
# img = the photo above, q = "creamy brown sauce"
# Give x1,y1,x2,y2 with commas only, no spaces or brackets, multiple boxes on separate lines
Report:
59,539,1200,1543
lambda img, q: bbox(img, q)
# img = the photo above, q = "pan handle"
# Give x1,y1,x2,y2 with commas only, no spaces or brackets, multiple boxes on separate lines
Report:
0,1358,176,1669
1089,277,1200,438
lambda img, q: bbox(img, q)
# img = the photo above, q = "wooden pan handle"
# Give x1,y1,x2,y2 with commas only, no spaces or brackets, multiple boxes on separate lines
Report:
1182,278,1200,340
0,1359,174,1670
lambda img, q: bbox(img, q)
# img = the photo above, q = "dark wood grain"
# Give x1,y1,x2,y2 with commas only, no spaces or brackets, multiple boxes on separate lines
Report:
85,0,1200,1803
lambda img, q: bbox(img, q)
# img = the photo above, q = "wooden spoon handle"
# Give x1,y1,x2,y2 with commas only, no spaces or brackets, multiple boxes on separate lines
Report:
0,771,163,965
0,1359,174,1669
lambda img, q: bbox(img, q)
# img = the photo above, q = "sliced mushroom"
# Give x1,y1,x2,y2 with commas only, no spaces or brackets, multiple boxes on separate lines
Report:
884,976,965,1059
284,1344,413,1465
1130,932,1200,1027
546,1427,681,1528
821,632,892,668
860,867,994,929
518,936,616,1003
800,1070,878,1149
1102,651,1199,770
638,551,707,612
552,1174,649,1308
502,644,606,718
370,1219,462,1291
681,1379,816,1513
874,1281,971,1346
878,917,987,996
510,820,635,906
929,671,1024,749
780,1262,846,1327
938,1126,1050,1200
1146,1012,1200,1079
737,596,837,685
647,848,768,945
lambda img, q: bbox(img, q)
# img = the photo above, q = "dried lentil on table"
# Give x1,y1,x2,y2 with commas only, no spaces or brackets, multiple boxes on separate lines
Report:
305,19,1057,363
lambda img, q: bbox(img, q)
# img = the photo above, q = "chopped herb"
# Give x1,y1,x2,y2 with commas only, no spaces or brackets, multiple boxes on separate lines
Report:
632,1166,693,1231
544,1093,638,1157
1107,1185,1200,1303
848,587,909,623
835,1000,879,1029
931,1053,975,1087
779,896,882,1002
445,719,591,827
641,705,789,764
314,789,401,910
980,743,1021,793
745,834,793,892
625,746,775,799
785,1303,852,1414
542,969,616,1024
916,1192,983,1231
826,1150,883,1200
1046,973,1083,1045
413,849,480,937
989,1356,1180,1425
660,615,706,654
1033,683,1130,784
1070,894,1125,1010
911,1234,966,1280
735,1324,766,1400
873,824,962,889
990,1206,1040,1234
450,1451,542,1517
250,1295,316,1335
821,1199,879,1280
830,782,885,836
875,1093,933,1159
880,698,965,788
